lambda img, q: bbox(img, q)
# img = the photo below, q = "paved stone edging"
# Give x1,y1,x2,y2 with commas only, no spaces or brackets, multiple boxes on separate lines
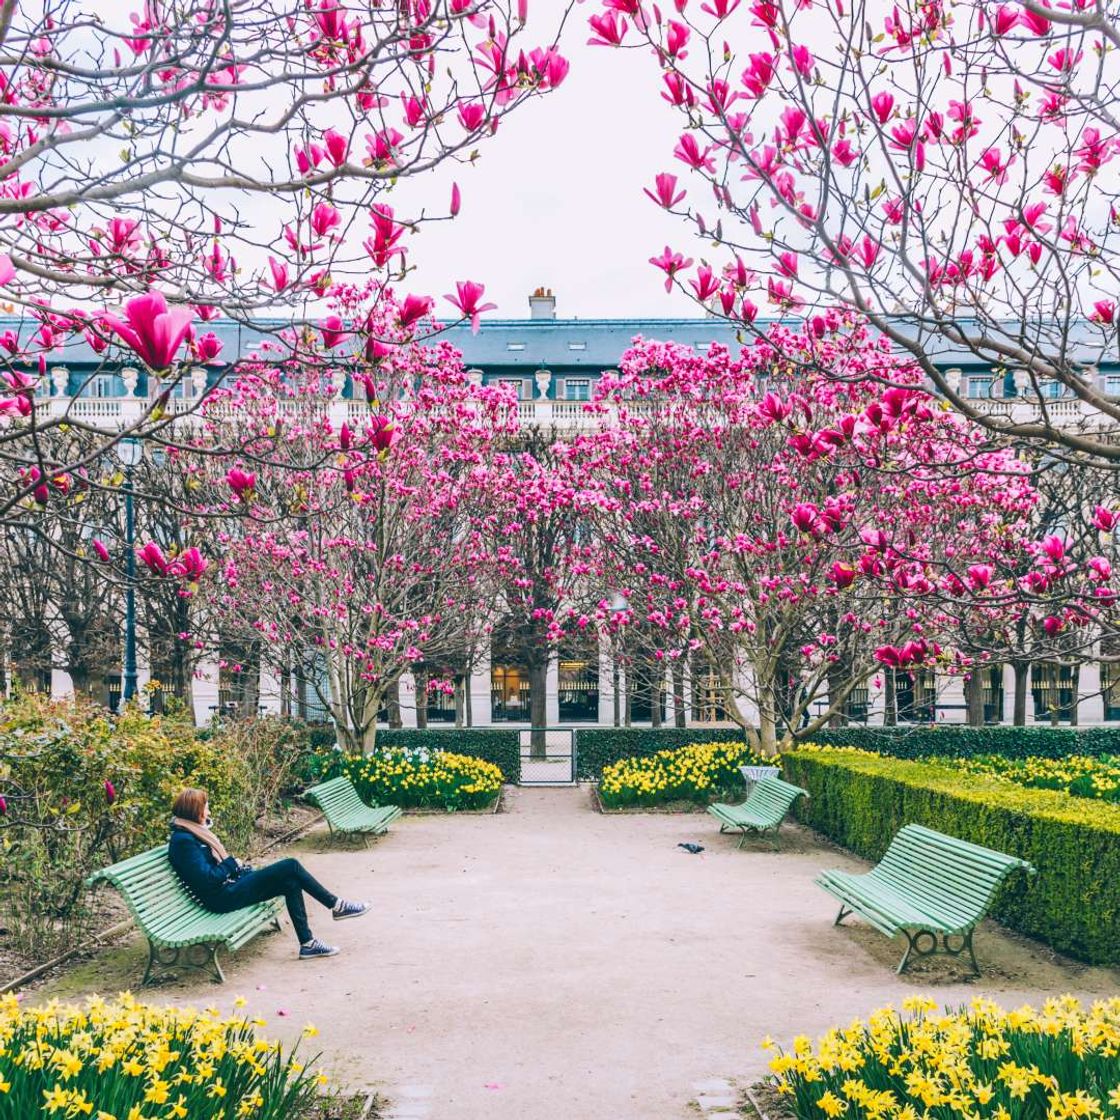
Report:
691,1077,740,1119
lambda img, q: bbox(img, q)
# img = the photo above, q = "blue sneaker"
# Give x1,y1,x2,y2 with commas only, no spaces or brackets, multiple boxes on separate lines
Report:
299,938,339,960
332,899,370,922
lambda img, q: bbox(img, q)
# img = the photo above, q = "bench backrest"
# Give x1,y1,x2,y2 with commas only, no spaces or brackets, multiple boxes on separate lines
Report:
744,775,808,820
876,824,1034,920
305,775,368,817
87,844,206,934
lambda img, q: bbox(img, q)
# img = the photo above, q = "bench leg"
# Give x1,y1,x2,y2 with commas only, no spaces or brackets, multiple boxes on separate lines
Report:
943,930,981,977
897,930,939,974
834,905,852,927
142,941,225,986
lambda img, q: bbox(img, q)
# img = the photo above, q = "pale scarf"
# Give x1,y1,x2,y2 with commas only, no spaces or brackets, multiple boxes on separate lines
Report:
172,816,231,865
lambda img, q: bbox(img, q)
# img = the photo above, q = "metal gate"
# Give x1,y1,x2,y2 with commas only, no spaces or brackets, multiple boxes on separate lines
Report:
518,727,576,785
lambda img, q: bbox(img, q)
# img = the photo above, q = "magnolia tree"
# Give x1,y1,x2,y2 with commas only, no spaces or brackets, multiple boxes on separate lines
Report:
164,297,515,751
590,0,1120,461
0,0,567,521
572,317,1106,752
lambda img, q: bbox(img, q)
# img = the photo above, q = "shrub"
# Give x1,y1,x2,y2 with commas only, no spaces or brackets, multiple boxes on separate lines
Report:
0,991,322,1118
575,726,748,779
782,746,1120,965
949,753,1120,804
809,724,1120,760
598,741,773,808
0,695,307,962
330,747,503,810
767,995,1120,1120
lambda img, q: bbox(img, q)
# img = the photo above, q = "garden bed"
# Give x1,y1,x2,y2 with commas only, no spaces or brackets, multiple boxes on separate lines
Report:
588,784,711,814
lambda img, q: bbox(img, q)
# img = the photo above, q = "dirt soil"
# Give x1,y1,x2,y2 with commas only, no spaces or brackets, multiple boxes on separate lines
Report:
34,786,1120,1120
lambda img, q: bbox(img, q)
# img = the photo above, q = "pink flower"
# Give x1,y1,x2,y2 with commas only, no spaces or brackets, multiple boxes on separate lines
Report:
457,102,487,131
226,468,256,502
0,795,6,815
644,173,686,209
650,246,693,292
340,422,353,451
310,203,341,240
450,182,461,216
268,257,289,293
830,562,856,589
967,564,992,589
102,290,194,370
1088,556,1112,581
320,315,348,349
1040,534,1065,563
138,542,171,575
1090,300,1116,325
0,255,14,286
790,503,817,533
92,539,111,563
323,128,349,167
1093,505,1117,532
1042,615,1063,636
870,91,894,125
398,294,434,329
171,547,208,581
105,780,117,805
588,11,628,45
444,281,497,334
368,415,398,455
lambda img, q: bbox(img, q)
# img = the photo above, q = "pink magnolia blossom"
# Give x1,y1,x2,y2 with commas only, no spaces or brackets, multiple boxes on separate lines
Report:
226,468,256,502
650,246,694,292
444,281,497,333
102,290,193,370
138,542,171,575
92,539,111,563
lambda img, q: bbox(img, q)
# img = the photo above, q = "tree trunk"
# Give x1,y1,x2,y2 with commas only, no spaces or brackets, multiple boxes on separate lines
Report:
649,661,663,729
827,664,847,728
1070,663,1080,727
1012,661,1029,726
415,668,429,730
756,677,779,757
884,671,897,727
528,657,548,758
965,671,985,727
672,658,686,728
623,667,632,727
465,671,473,727
279,659,291,719
386,678,402,729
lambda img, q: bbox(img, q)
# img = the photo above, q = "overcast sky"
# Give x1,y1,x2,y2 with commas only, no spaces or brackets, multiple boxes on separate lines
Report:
403,1,700,322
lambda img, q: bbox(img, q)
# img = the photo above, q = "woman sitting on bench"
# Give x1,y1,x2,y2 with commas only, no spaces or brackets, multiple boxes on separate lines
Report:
168,787,368,960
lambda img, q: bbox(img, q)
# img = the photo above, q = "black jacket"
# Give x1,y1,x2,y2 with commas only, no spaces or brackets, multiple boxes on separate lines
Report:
168,825,241,905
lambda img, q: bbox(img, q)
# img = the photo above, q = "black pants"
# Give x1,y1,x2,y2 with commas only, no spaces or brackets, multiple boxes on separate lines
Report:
213,858,337,944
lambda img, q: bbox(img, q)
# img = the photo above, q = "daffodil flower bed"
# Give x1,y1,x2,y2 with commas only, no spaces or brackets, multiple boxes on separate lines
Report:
597,741,774,809
767,995,1120,1120
332,747,503,811
0,992,323,1119
946,753,1120,804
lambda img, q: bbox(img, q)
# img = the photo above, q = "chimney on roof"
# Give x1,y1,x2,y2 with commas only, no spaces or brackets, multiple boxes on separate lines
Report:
528,286,556,321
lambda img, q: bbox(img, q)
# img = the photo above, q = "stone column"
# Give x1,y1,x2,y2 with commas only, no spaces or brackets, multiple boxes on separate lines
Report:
598,644,616,725
258,666,284,715
398,672,419,728
193,656,221,726
1078,660,1105,726
545,652,560,725
938,673,967,725
469,650,493,727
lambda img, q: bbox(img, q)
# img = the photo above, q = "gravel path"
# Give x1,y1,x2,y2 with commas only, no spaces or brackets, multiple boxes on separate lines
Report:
44,786,1120,1120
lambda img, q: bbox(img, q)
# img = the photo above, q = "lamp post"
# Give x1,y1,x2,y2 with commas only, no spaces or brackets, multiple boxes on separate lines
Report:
115,438,143,704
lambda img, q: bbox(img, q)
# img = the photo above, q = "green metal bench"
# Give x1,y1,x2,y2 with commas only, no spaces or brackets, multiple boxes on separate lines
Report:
304,776,402,845
816,823,1036,975
86,845,282,985
707,775,809,849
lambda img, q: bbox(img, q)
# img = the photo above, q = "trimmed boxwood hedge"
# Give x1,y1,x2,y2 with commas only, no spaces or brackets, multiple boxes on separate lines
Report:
782,748,1120,966
809,725,1120,760
574,726,747,779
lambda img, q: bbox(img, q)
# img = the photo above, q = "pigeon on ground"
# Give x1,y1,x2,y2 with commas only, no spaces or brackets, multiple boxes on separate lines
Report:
677,842,705,854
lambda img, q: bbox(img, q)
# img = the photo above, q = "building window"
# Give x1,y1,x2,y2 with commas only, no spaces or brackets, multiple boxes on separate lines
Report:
894,669,935,723
1039,380,1065,400
506,342,526,352
1031,661,1076,722
558,640,599,722
965,376,995,400
567,341,586,351
86,373,122,398
1103,375,1120,397
692,656,726,723
495,378,526,400
564,379,591,402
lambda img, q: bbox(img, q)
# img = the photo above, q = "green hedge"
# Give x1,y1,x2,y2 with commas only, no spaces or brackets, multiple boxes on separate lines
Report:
575,726,746,779
782,748,1120,966
809,725,1120,760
